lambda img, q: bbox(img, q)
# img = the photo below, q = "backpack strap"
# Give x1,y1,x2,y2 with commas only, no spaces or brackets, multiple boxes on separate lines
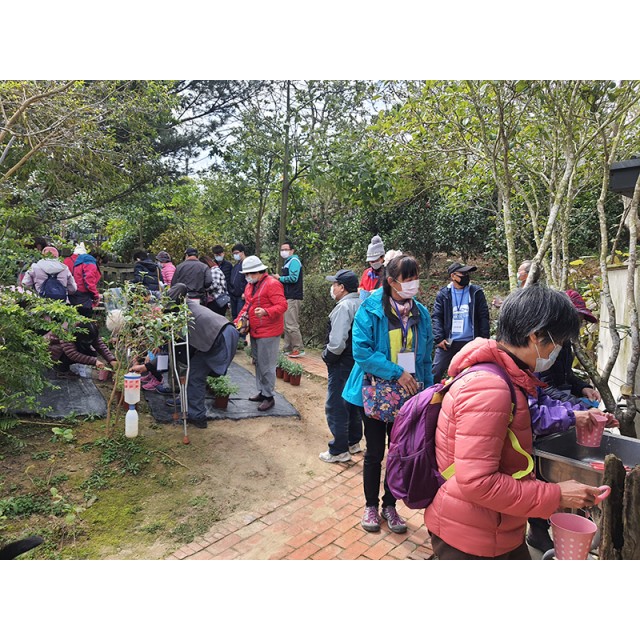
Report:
440,362,533,481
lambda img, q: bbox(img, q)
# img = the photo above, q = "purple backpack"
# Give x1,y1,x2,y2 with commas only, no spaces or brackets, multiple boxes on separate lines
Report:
386,363,516,510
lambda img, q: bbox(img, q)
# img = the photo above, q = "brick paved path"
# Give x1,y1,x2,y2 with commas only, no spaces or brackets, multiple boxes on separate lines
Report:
168,454,434,560
168,348,434,560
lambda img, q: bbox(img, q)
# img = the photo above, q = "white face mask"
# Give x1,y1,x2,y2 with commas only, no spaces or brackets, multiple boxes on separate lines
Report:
330,285,337,300
215,255,223,262
394,279,420,299
280,250,290,259
370,260,383,271
233,253,241,261
534,334,562,373
246,275,258,284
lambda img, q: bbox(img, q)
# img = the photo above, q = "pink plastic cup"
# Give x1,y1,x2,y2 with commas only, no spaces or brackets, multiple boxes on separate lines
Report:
576,413,607,447
550,512,598,560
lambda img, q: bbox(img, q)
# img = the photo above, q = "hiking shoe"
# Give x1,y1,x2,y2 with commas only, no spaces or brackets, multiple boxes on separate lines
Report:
381,506,407,534
288,349,305,358
188,418,208,429
165,397,181,407
249,393,265,402
361,506,381,532
319,450,352,463
349,443,363,455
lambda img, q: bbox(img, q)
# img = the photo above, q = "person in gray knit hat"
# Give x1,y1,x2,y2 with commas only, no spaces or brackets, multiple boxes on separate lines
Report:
358,235,386,300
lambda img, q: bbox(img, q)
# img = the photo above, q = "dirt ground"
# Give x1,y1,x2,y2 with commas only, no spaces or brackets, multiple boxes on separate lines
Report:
1,350,333,560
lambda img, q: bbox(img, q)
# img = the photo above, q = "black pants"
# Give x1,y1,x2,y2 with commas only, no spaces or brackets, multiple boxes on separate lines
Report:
430,533,532,560
360,408,396,509
431,340,469,383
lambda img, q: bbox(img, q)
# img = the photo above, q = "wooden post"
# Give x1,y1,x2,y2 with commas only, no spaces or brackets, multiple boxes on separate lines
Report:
599,454,640,559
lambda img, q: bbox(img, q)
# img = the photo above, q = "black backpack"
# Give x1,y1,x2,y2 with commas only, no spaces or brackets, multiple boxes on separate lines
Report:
39,272,68,301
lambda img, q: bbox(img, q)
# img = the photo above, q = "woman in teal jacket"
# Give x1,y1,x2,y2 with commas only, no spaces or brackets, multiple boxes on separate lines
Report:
342,254,434,534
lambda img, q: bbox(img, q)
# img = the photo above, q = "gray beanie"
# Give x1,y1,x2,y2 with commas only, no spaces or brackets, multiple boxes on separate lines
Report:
366,235,385,261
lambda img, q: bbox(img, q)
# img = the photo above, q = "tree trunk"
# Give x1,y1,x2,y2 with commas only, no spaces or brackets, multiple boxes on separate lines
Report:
621,467,640,559
277,80,291,272
599,453,626,560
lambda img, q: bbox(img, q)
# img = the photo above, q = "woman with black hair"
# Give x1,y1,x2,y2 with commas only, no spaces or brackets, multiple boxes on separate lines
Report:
342,254,434,534
424,285,615,559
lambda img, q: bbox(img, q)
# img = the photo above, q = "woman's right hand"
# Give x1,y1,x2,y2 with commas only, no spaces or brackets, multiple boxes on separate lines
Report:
397,371,419,396
557,480,604,510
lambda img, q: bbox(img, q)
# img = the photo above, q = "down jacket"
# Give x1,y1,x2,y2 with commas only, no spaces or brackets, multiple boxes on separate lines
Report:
424,338,562,557
237,275,287,339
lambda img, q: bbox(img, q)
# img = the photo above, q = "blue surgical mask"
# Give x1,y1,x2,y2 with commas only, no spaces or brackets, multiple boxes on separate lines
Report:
534,334,562,373
233,253,241,261
215,255,223,262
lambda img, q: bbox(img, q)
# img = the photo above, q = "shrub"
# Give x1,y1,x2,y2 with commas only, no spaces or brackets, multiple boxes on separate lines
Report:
299,273,336,348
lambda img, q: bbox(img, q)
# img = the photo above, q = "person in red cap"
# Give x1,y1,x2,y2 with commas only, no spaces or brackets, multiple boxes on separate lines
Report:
537,289,601,407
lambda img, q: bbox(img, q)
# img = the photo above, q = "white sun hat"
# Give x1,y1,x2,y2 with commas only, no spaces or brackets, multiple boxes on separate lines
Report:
241,255,268,273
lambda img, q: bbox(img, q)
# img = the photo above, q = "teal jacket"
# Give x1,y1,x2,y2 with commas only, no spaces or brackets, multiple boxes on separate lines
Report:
342,287,434,407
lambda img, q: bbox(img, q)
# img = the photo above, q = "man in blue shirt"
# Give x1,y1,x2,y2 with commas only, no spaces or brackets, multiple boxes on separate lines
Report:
431,261,490,383
274,240,305,357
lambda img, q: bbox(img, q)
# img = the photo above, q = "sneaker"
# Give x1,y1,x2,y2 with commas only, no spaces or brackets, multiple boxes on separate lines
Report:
361,506,381,532
155,384,173,395
165,397,181,407
288,349,305,358
248,393,265,402
319,450,352,463
381,505,407,534
348,443,363,455
142,377,161,391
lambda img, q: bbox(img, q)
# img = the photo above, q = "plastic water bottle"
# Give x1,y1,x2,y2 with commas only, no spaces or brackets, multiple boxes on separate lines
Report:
125,406,139,438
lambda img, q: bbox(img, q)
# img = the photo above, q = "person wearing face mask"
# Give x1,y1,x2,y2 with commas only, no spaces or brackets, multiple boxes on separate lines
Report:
319,269,363,463
229,243,248,343
424,285,616,559
342,254,434,534
431,261,490,383
211,244,233,290
236,255,288,411
517,259,545,288
358,234,386,301
273,240,304,357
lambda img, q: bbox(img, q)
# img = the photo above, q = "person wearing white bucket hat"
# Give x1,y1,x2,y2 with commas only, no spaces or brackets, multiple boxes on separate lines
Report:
235,256,287,411
358,234,386,301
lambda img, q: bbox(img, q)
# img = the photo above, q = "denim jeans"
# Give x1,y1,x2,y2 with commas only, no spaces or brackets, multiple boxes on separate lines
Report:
325,358,362,455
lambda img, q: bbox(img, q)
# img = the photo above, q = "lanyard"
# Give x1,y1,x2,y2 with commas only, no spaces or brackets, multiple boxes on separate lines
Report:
392,299,414,351
452,286,466,312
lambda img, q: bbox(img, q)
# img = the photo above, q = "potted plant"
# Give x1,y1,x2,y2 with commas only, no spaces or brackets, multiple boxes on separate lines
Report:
276,353,287,379
207,375,240,409
288,362,304,386
281,358,292,382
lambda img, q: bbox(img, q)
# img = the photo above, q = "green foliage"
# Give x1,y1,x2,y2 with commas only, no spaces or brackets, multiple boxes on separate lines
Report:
299,274,336,348
206,375,240,397
50,428,75,443
287,362,304,377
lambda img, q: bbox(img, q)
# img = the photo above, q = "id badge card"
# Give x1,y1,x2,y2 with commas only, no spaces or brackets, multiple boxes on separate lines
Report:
451,316,464,334
397,351,416,373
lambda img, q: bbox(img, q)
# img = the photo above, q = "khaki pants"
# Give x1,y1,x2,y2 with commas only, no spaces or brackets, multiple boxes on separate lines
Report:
283,299,303,352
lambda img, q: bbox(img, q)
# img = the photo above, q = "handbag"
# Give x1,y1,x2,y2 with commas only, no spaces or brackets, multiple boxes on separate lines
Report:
235,311,250,336
362,374,414,422
215,293,230,308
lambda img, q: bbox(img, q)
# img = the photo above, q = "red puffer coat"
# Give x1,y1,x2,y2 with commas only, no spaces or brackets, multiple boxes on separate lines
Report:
424,338,562,557
237,275,287,339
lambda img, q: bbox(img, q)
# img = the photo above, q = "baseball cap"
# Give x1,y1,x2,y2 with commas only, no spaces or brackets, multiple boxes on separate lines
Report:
447,261,477,276
326,269,359,292
184,247,198,257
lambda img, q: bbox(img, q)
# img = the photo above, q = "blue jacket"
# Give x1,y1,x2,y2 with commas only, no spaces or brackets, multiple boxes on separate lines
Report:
342,287,434,407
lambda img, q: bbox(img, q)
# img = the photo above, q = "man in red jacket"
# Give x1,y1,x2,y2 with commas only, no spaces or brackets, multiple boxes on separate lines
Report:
236,255,287,411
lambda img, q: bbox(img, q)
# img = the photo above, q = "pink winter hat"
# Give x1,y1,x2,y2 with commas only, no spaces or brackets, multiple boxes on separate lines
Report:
42,246,59,258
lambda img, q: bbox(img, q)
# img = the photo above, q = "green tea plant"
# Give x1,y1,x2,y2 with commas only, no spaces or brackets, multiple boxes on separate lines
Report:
206,375,240,397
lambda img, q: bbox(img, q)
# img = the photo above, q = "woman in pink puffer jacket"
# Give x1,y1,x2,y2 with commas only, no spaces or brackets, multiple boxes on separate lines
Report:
425,286,615,559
